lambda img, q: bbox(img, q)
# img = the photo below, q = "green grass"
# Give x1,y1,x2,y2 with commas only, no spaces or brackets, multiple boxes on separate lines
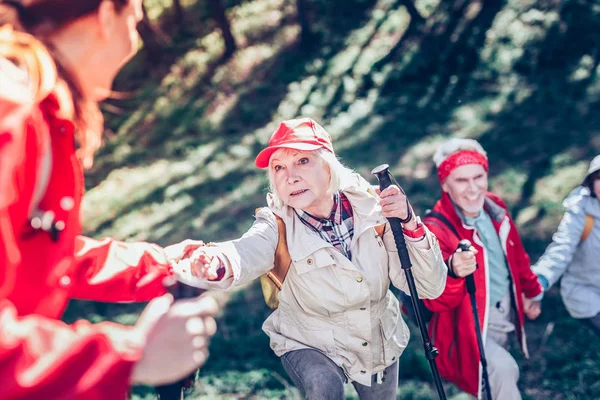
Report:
62,0,600,398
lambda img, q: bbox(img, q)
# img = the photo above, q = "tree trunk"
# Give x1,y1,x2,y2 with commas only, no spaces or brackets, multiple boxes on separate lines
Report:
208,0,237,58
296,0,313,47
401,0,425,25
173,0,185,27
138,3,169,62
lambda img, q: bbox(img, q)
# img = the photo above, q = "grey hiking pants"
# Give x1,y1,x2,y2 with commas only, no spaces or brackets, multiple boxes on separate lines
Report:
473,292,522,400
281,348,398,400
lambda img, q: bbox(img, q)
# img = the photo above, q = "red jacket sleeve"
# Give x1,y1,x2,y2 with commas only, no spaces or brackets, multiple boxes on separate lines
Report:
508,218,543,299
0,299,139,400
0,96,27,299
421,220,467,312
0,72,142,399
71,236,171,302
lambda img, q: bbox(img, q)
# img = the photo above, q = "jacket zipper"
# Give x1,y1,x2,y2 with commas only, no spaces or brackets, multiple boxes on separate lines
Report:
498,218,526,354
448,308,460,361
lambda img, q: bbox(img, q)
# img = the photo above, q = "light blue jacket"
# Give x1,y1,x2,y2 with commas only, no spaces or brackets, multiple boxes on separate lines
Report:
533,187,600,319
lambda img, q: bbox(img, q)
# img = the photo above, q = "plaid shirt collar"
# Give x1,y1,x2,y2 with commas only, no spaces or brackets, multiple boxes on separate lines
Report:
297,192,355,259
298,192,350,227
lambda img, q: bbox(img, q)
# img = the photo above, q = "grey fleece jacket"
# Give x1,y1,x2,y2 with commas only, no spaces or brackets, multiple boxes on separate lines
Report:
533,187,600,319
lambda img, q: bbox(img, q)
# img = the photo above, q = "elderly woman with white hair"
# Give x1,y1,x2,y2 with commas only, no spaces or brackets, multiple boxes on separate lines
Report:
176,117,447,399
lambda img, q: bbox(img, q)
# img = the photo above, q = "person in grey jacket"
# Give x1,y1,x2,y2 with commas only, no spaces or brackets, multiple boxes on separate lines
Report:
175,117,447,400
533,155,600,335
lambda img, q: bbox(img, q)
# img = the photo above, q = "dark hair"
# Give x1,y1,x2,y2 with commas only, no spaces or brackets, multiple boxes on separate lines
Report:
0,0,128,167
2,0,128,31
584,171,599,198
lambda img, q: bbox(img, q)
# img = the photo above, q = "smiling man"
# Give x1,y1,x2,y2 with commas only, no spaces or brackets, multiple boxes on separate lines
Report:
421,139,544,400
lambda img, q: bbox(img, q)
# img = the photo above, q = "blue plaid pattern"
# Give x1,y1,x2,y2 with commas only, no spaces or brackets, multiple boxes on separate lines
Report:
297,192,354,260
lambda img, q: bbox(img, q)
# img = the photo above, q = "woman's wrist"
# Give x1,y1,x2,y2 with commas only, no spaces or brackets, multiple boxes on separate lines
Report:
402,216,426,239
212,254,233,281
402,218,418,231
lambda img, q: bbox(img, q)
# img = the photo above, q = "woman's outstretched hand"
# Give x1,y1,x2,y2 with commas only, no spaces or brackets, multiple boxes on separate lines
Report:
172,245,231,283
190,248,229,281
164,239,206,264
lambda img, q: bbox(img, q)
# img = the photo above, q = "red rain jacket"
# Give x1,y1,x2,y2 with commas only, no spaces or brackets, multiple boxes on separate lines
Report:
422,192,542,397
0,84,172,398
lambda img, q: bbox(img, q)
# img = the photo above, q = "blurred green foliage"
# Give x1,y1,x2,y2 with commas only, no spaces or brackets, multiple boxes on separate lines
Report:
64,0,600,398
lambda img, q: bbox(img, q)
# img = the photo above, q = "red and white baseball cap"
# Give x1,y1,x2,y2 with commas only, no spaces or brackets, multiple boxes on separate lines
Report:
255,117,334,168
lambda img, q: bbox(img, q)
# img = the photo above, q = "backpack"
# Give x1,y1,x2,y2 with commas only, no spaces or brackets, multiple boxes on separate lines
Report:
258,208,386,310
258,210,291,310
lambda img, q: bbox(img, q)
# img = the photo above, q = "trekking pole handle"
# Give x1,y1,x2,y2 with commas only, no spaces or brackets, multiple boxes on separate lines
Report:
458,239,471,252
372,164,394,189
371,164,412,270
457,239,477,295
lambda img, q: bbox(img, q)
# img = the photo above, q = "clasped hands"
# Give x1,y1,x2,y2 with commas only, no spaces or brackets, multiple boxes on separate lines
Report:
166,239,231,283
129,241,229,386
128,237,221,387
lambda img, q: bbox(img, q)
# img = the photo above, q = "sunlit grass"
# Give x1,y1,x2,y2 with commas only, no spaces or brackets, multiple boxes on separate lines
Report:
78,0,600,398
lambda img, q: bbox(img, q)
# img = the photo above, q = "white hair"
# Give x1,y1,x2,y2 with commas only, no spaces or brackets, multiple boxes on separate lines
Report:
267,148,354,208
433,138,487,167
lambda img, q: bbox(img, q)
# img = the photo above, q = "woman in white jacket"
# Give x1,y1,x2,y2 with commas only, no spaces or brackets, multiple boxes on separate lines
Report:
534,155,600,336
178,117,447,399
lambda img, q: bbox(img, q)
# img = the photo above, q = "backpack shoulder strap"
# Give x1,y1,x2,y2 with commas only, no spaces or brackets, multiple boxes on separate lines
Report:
424,210,460,240
256,208,292,289
374,223,386,238
581,214,594,243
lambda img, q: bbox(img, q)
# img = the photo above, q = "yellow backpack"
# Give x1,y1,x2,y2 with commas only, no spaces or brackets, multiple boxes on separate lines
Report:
581,214,594,243
259,211,291,310
258,208,386,309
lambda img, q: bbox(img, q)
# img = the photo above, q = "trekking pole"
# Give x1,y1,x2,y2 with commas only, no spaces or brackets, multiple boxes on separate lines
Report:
372,164,447,400
458,239,492,400
155,277,204,400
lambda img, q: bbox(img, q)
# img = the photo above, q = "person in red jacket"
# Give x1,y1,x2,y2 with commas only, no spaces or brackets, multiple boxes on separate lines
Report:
422,138,543,400
0,1,217,399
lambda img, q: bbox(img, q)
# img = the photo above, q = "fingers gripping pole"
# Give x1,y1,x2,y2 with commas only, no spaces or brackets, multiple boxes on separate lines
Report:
458,240,477,295
372,164,447,400
372,165,413,271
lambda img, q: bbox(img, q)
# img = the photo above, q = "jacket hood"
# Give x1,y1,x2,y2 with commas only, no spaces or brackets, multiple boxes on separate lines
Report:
564,186,600,218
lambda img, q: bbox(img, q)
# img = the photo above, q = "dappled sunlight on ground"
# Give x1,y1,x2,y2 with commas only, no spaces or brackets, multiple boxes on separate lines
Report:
74,0,600,398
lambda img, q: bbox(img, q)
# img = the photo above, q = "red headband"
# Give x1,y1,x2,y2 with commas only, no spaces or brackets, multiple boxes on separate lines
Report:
437,150,488,183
